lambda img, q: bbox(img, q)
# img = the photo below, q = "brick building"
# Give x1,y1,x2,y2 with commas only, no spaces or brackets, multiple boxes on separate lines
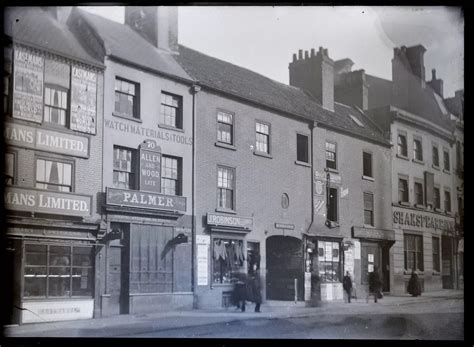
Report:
3,7,105,324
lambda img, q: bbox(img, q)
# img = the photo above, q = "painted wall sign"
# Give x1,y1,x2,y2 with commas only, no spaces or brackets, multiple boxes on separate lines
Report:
21,299,93,323
274,223,295,230
70,66,97,134
206,213,253,229
4,122,89,158
13,47,44,123
392,207,455,233
314,171,341,185
4,186,92,217
139,140,162,193
313,198,325,215
106,187,186,212
315,180,324,195
341,188,349,198
104,118,193,145
352,226,395,241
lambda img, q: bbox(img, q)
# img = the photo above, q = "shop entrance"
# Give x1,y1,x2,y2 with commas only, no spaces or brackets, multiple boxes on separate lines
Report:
108,223,130,315
361,242,381,285
442,236,454,289
266,236,303,301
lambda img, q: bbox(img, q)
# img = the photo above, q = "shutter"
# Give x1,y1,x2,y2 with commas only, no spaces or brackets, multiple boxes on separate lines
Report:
424,171,434,206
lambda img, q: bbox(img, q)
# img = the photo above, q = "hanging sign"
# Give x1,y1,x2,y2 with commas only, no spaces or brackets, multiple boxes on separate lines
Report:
13,47,44,123
139,140,162,193
70,66,97,134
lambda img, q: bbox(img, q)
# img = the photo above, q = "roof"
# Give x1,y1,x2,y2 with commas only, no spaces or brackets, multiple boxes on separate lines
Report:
75,8,192,81
4,7,102,68
175,45,390,146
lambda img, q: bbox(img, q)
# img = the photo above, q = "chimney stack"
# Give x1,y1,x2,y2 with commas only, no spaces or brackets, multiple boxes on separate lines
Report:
427,68,444,97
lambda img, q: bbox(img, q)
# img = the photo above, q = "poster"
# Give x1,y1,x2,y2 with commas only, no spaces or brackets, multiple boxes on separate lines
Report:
71,66,97,134
13,47,44,123
354,241,361,259
368,264,374,273
197,244,209,286
368,253,374,263
344,248,354,276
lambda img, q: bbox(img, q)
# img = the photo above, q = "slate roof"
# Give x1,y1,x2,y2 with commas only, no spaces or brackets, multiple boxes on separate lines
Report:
175,45,390,146
75,8,192,81
4,7,102,68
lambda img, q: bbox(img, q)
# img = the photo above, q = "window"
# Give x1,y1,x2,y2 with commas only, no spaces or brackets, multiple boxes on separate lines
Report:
325,142,337,170
404,234,423,271
5,152,14,185
217,110,233,145
444,190,451,212
397,133,408,157
213,238,245,284
432,237,440,272
161,156,181,196
414,182,424,205
398,177,409,203
434,187,441,209
217,166,235,210
432,145,440,167
327,187,338,222
297,134,309,163
44,86,68,127
255,122,270,154
36,158,72,192
363,192,374,226
160,92,182,129
443,149,450,171
456,141,463,173
363,151,372,177
413,138,423,161
317,241,341,283
23,244,93,298
113,146,136,190
114,77,139,119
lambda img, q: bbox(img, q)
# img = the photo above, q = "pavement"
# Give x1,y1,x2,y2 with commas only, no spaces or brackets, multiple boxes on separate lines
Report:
3,289,463,338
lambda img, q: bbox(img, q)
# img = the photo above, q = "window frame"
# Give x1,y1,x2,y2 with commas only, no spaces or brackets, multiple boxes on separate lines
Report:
432,143,440,168
325,141,337,171
216,109,235,146
397,131,408,158
114,76,140,120
255,120,271,155
317,240,342,283
160,91,183,130
363,191,374,226
433,185,441,210
362,151,373,178
211,236,246,285
34,156,75,193
398,175,409,204
327,186,339,222
413,136,423,162
432,237,440,273
414,179,424,206
112,145,137,190
216,165,236,212
296,132,310,164
443,148,450,172
404,233,424,272
444,188,451,213
160,155,182,196
43,84,69,129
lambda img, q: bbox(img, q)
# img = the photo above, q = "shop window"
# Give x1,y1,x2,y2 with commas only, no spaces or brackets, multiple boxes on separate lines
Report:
434,187,441,209
114,77,139,119
213,238,245,284
363,192,374,226
432,145,440,167
113,146,137,190
160,91,182,129
363,151,372,177
397,133,408,157
325,142,337,170
217,110,234,145
413,137,423,161
432,237,440,272
161,155,181,196
444,189,451,212
44,85,68,127
414,181,424,206
404,234,423,271
23,244,93,298
217,166,235,210
255,121,270,154
398,177,409,203
317,241,341,283
36,158,73,192
443,149,450,172
296,133,309,163
5,152,15,185
327,187,338,222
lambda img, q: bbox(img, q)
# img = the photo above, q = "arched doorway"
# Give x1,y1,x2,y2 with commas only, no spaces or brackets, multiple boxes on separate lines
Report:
266,236,304,301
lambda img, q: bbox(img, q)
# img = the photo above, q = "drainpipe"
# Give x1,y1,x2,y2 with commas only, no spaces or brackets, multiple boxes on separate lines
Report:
191,83,200,307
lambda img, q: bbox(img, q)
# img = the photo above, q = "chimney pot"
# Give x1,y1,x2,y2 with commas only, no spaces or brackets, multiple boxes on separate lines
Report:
298,50,303,60
319,46,323,54
432,69,436,80
305,50,309,59
293,53,297,62
323,48,328,56
311,48,315,57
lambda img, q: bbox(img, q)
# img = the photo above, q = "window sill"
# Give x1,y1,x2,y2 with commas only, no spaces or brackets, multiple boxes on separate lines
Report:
253,151,272,159
295,160,311,168
432,165,441,171
362,175,374,182
443,169,451,175
432,271,441,276
215,208,237,215
396,154,409,161
434,208,443,213
404,270,424,275
444,211,452,216
326,168,339,174
412,158,425,165
415,204,425,210
398,201,411,207
363,224,375,229
215,142,237,151
112,112,142,123
158,123,184,133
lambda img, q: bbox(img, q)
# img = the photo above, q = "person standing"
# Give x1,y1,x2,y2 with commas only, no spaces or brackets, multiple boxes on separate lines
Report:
248,263,262,312
407,270,422,297
368,266,383,303
343,271,353,303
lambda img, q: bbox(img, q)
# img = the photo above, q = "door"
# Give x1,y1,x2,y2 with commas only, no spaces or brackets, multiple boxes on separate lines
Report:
361,242,381,285
442,236,454,289
108,244,129,315
381,244,390,292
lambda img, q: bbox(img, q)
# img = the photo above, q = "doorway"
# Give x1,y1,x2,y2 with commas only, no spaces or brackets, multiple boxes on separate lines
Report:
361,242,381,285
108,223,130,315
441,236,454,289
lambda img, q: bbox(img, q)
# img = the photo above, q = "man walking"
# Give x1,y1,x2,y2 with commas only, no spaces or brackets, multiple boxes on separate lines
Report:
343,271,353,303
368,266,383,303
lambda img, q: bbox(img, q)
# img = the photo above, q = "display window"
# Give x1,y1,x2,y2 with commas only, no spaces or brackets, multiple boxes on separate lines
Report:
212,238,245,284
317,241,341,283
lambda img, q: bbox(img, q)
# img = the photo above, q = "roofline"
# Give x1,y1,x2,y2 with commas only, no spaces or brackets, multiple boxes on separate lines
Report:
316,122,391,148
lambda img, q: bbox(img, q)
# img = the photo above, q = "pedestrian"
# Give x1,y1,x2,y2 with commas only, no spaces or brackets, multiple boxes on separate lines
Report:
368,266,383,303
231,271,247,312
407,270,422,297
247,263,262,312
343,271,353,303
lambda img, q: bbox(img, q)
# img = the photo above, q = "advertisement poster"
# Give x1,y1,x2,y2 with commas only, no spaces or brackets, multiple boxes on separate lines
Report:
344,248,354,276
13,47,44,123
71,66,97,134
197,243,209,286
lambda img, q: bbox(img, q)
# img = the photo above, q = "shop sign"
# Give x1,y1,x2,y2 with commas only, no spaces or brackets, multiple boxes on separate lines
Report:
13,47,44,123
207,213,253,229
139,140,162,193
314,170,341,184
21,299,93,323
4,186,92,217
70,66,97,134
352,226,395,241
106,187,186,212
4,122,89,158
392,207,455,233
274,223,295,230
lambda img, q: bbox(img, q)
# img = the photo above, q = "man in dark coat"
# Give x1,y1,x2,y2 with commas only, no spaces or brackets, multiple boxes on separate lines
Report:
368,266,383,303
407,271,422,297
248,264,262,312
342,271,353,303
231,272,248,312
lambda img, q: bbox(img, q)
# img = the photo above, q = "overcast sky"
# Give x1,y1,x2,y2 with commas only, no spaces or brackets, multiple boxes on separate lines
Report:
81,6,464,98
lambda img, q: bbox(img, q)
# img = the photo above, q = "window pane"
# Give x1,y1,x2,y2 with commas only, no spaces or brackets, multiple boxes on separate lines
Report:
25,244,47,266
24,267,47,297
72,267,93,296
73,247,93,267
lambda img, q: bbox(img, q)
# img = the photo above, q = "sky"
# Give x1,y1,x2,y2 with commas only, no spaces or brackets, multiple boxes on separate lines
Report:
80,6,464,98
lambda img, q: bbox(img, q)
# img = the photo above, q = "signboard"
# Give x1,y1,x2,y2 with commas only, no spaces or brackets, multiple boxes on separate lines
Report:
4,186,92,217
275,223,295,230
106,187,186,213
13,47,44,123
315,180,324,195
392,207,455,233
352,226,395,241
196,234,210,286
207,213,253,230
4,122,89,158
70,66,97,134
344,248,354,276
314,170,341,185
21,299,93,323
139,140,162,193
